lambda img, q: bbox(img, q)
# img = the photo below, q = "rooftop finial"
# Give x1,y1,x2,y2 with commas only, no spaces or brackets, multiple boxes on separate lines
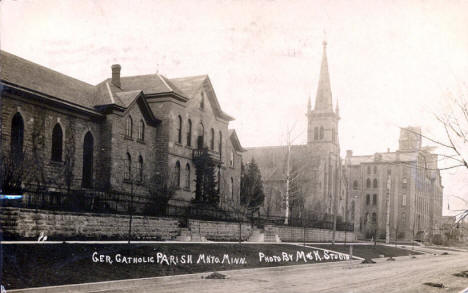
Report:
322,29,327,48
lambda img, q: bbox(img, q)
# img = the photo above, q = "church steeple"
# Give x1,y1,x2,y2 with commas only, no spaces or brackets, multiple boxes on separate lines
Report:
314,40,333,112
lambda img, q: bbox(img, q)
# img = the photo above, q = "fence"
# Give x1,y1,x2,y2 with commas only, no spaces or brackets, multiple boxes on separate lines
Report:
0,185,354,232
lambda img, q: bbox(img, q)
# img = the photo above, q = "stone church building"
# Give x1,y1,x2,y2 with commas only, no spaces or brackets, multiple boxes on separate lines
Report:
0,50,244,207
244,41,346,222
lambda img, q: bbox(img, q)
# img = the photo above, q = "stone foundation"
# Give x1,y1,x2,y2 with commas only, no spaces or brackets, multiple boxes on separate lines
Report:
269,225,356,242
188,219,252,241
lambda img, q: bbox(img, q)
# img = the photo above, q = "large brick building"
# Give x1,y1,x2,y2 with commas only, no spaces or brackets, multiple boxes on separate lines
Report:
345,127,444,241
0,50,244,207
244,41,346,221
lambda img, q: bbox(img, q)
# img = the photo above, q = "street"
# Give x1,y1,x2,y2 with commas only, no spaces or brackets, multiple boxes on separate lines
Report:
11,247,468,293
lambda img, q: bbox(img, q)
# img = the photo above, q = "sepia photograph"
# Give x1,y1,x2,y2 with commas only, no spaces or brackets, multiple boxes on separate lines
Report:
1,0,468,292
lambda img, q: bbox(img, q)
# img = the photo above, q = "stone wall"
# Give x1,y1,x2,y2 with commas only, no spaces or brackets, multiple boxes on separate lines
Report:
188,219,252,241
0,207,180,240
270,225,356,242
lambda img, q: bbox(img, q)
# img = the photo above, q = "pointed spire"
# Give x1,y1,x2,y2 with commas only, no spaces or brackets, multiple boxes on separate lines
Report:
314,39,333,112
307,95,312,113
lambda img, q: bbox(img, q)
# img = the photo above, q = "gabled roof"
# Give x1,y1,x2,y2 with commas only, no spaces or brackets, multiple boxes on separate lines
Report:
229,129,247,152
171,75,234,121
0,50,103,108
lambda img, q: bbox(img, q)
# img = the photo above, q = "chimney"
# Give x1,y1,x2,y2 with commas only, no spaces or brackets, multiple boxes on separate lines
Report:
111,64,121,88
346,150,353,157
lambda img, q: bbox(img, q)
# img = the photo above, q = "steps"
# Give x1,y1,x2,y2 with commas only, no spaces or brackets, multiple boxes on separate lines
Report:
174,228,207,242
247,228,265,242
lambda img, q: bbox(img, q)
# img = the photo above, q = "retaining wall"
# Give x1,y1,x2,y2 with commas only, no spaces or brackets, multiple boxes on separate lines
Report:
269,225,357,242
188,219,252,241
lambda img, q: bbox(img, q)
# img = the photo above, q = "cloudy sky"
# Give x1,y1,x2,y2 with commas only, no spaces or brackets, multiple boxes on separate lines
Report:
1,0,468,215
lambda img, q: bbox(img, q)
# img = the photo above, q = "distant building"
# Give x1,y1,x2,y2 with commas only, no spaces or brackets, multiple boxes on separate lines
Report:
345,127,444,241
244,41,345,221
0,50,244,207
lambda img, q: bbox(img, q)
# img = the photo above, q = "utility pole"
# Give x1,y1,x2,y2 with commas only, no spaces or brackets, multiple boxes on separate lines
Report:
284,132,291,225
385,174,391,244
332,154,338,245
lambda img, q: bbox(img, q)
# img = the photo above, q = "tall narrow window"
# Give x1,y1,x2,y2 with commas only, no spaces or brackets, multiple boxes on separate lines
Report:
373,179,378,188
175,161,181,188
314,127,318,140
210,128,215,150
218,131,222,155
402,193,407,206
231,177,234,199
373,166,377,174
367,166,371,174
372,194,377,205
353,180,358,190
124,153,132,181
366,194,370,205
51,123,63,161
138,155,143,182
366,178,371,188
197,122,204,149
319,126,324,140
351,201,355,219
372,213,377,224
10,113,24,161
82,132,94,188
138,120,145,141
185,163,191,189
200,92,205,109
126,116,133,138
177,115,182,144
230,151,234,168
186,119,192,146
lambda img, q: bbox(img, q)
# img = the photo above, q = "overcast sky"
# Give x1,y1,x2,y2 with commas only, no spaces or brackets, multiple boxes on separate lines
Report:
1,0,468,215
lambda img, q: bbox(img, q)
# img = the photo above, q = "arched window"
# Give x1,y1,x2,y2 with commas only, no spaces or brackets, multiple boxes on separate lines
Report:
230,151,234,168
231,177,234,199
367,166,371,174
219,131,222,155
353,180,358,190
126,116,133,138
51,123,63,161
373,166,377,174
351,201,355,219
372,194,377,205
82,132,94,188
210,128,215,150
364,212,369,224
177,115,182,144
186,119,192,146
200,92,205,109
10,112,24,160
175,161,181,188
138,120,145,141
185,163,191,189
217,168,221,191
319,126,324,140
197,122,204,149
366,194,370,205
138,155,143,182
366,178,371,188
314,127,318,140
124,152,131,181
373,179,378,188
372,212,377,224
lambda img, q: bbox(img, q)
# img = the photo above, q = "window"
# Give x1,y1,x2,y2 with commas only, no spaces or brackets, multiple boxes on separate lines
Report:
210,128,215,150
364,212,369,224
373,179,378,188
366,194,370,205
367,166,371,175
319,126,324,140
366,178,371,188
126,116,133,138
402,177,408,189
175,161,181,188
138,155,143,182
372,212,377,224
185,163,191,189
10,112,24,160
82,132,94,188
231,177,234,199
219,131,222,155
353,180,358,190
186,119,192,146
51,123,63,161
314,127,318,140
138,120,145,141
230,151,234,168
402,193,407,206
351,201,355,219
217,168,221,191
372,194,377,205
177,115,182,144
373,166,377,174
200,92,205,109
124,153,131,181
197,122,204,149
